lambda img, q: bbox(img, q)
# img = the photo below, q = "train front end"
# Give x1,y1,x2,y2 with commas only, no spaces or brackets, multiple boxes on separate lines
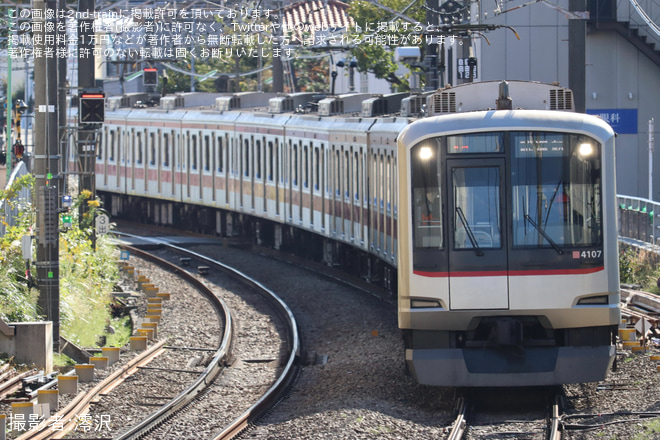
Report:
397,82,620,387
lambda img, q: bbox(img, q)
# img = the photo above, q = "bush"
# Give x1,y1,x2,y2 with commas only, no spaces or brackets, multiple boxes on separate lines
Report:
619,244,660,293
0,174,40,322
1,180,123,347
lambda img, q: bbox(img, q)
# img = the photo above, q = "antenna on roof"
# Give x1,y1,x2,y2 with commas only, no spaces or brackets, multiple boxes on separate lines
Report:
496,80,513,110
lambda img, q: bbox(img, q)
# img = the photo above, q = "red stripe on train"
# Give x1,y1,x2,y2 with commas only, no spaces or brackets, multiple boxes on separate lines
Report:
413,266,604,277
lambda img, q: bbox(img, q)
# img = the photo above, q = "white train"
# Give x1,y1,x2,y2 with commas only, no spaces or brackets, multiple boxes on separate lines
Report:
89,80,620,386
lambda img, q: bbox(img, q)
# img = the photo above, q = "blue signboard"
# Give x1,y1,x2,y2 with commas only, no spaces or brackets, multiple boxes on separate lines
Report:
586,108,638,134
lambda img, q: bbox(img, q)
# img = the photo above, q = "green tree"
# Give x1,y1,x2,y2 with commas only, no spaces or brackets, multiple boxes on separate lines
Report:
163,13,275,94
0,177,122,347
0,174,40,322
347,0,426,91
291,55,328,92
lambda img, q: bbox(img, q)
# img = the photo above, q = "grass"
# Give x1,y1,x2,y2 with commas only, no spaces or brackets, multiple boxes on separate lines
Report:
63,308,131,348
53,352,76,368
633,418,660,440
620,244,660,293
105,315,132,347
0,180,133,360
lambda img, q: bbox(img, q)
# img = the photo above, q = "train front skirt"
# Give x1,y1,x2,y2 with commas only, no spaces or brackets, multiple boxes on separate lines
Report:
406,345,616,387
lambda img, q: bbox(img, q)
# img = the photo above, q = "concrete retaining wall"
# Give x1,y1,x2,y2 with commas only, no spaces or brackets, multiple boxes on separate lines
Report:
0,321,53,372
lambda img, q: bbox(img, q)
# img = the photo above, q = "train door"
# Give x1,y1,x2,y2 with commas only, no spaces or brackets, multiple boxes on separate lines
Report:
446,158,509,310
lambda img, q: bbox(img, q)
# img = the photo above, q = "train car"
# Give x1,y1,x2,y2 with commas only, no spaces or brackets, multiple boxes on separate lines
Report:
93,91,400,286
397,81,620,386
91,80,619,387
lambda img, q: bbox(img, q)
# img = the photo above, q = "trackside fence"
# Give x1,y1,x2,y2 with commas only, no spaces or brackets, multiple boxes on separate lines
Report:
0,162,31,239
617,195,660,247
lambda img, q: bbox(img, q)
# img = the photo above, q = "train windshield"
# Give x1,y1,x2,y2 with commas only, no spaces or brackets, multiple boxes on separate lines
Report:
511,132,602,248
410,131,602,254
411,139,443,249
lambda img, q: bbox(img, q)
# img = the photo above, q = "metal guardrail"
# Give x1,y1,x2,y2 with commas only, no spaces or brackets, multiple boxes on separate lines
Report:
617,194,660,247
0,161,31,238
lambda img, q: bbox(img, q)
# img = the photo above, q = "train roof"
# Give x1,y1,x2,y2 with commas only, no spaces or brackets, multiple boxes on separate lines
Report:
398,109,616,147
426,80,575,115
91,80,592,126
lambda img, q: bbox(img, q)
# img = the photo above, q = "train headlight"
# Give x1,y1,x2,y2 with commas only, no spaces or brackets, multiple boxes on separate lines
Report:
578,143,594,157
419,147,433,160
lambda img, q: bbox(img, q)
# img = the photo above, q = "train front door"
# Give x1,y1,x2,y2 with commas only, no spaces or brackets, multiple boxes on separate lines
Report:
446,159,509,310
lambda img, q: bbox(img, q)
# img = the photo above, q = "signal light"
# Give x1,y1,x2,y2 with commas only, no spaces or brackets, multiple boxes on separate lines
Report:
79,92,105,123
144,68,158,86
61,214,72,228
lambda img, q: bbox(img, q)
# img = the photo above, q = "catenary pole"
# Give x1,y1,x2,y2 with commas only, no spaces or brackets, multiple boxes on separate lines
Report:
78,0,96,223
34,0,61,349
5,6,13,181
568,0,586,112
650,118,655,201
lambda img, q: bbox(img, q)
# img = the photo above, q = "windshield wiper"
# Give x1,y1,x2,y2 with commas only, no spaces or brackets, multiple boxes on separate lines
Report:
524,214,564,255
456,207,484,256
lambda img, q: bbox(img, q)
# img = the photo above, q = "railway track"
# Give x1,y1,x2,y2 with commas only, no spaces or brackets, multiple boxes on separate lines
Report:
18,340,169,440
39,221,660,440
112,234,301,439
8,233,299,440
446,389,562,440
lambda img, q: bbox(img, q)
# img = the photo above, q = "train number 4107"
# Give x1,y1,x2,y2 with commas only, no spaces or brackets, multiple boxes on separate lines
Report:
581,250,602,259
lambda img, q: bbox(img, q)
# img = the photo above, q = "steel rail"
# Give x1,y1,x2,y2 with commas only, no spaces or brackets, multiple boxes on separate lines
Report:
111,244,233,440
446,396,468,440
113,234,301,440
17,340,168,440
549,395,562,440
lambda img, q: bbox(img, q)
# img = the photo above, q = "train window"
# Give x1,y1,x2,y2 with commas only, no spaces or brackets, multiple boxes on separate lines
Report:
136,132,142,164
276,141,281,184
411,139,443,249
98,128,105,160
150,133,156,165
393,156,398,216
285,140,291,184
204,136,211,172
244,138,250,177
447,132,504,154
386,155,392,210
511,132,602,248
345,151,351,199
379,155,384,208
452,167,502,249
336,150,341,196
191,135,198,170
256,140,262,179
109,131,115,161
354,151,360,200
163,133,170,167
217,137,224,173
303,145,309,189
293,143,298,186
314,148,320,191
268,141,274,181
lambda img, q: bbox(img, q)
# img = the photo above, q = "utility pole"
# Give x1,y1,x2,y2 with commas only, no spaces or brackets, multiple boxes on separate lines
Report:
569,0,586,112
425,0,440,90
58,0,67,199
78,0,97,223
34,0,61,348
650,118,655,201
5,6,13,182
